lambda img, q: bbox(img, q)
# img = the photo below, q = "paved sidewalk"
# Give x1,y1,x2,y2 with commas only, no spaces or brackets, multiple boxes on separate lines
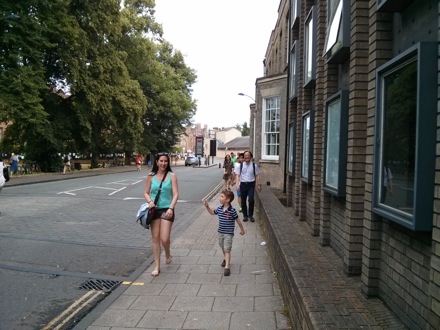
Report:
83,192,291,329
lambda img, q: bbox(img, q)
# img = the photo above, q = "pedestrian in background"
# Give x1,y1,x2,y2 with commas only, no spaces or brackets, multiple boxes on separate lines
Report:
232,152,244,212
223,154,233,190
0,157,6,215
203,189,245,276
144,153,179,277
63,154,72,174
135,154,143,171
10,153,19,176
234,151,262,222
231,152,237,166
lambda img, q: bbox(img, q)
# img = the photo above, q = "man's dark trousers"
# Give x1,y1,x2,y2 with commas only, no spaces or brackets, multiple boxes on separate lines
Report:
240,181,255,218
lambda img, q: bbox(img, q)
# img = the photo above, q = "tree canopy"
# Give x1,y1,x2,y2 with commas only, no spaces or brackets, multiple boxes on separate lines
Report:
0,0,197,168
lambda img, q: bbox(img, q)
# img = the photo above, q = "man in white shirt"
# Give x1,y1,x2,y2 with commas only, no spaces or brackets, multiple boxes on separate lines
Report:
234,151,262,222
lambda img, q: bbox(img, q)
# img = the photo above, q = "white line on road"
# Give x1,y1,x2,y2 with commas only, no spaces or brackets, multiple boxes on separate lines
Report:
57,186,94,195
109,186,126,195
58,186,119,195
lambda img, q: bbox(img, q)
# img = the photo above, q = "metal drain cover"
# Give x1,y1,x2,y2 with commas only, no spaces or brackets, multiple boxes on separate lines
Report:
79,279,121,292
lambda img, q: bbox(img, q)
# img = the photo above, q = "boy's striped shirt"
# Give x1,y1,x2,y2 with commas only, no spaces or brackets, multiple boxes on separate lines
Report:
214,205,238,235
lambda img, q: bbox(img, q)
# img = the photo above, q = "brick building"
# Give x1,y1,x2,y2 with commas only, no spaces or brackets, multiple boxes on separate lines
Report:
251,0,439,328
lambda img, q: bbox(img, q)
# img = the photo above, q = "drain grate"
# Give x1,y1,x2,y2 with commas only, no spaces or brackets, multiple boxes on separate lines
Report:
79,279,121,292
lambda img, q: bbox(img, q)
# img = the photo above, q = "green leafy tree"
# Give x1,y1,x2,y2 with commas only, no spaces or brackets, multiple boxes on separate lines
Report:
0,0,197,169
235,122,249,136
66,0,148,167
0,1,51,153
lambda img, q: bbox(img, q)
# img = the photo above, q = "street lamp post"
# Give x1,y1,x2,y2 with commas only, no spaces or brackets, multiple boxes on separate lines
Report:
238,93,255,102
238,93,257,155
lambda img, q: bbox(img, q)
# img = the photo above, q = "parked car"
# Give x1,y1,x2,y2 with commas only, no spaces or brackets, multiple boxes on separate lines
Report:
185,156,199,166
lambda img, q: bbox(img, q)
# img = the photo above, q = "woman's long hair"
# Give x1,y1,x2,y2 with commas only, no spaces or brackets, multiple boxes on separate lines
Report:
151,153,173,174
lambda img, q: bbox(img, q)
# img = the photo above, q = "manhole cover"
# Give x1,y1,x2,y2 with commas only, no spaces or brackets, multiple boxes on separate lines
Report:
79,279,121,292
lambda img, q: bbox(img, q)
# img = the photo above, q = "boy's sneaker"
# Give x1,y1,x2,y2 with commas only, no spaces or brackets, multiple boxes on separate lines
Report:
250,217,255,222
224,268,231,276
221,260,226,267
243,217,248,222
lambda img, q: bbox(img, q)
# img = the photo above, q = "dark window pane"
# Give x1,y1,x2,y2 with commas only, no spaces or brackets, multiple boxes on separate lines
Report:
380,59,417,215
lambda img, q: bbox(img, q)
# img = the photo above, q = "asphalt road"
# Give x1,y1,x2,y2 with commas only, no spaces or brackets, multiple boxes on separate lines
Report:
0,166,222,329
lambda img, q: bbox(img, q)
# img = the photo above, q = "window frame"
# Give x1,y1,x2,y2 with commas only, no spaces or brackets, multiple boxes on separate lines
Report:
287,121,296,176
373,42,437,231
289,41,298,100
262,96,281,161
323,90,348,197
301,110,314,184
324,0,350,64
304,6,316,88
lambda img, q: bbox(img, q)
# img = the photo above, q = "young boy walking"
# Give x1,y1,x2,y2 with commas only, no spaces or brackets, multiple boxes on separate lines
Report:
203,189,245,276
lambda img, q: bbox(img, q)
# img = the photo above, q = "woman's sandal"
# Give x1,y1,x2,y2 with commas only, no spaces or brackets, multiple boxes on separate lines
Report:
166,255,173,264
151,270,160,277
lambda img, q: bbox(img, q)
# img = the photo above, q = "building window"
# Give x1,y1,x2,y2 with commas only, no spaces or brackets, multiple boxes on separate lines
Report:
289,41,298,100
373,43,437,231
304,6,316,88
262,96,280,160
377,0,412,12
324,91,348,197
324,0,350,64
301,111,314,183
288,121,295,175
290,0,300,29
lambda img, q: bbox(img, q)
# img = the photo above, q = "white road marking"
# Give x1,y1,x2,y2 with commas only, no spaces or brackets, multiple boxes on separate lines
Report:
109,186,126,196
57,186,94,195
58,186,120,195
106,179,141,185
57,177,143,196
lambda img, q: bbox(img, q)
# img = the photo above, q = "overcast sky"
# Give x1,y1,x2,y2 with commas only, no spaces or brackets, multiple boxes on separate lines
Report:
154,0,279,129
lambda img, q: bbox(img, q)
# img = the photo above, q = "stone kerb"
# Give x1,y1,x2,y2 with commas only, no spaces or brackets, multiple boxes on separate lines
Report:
256,188,312,329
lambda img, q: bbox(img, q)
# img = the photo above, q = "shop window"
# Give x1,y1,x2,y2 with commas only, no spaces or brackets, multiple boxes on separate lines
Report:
288,121,295,175
304,6,316,88
301,110,314,183
289,41,298,100
324,91,348,197
373,43,436,231
262,96,280,160
324,0,350,64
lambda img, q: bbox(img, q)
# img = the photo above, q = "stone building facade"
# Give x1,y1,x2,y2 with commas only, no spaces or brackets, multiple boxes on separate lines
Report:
252,0,440,328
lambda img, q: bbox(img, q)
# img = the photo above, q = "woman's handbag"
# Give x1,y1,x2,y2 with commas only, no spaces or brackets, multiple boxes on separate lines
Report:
136,173,167,229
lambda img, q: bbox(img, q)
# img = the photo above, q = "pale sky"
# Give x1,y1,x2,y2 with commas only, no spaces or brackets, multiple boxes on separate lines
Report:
154,0,279,129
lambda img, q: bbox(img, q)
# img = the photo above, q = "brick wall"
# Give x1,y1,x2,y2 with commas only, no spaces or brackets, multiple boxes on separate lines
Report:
361,1,439,329
257,0,439,328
